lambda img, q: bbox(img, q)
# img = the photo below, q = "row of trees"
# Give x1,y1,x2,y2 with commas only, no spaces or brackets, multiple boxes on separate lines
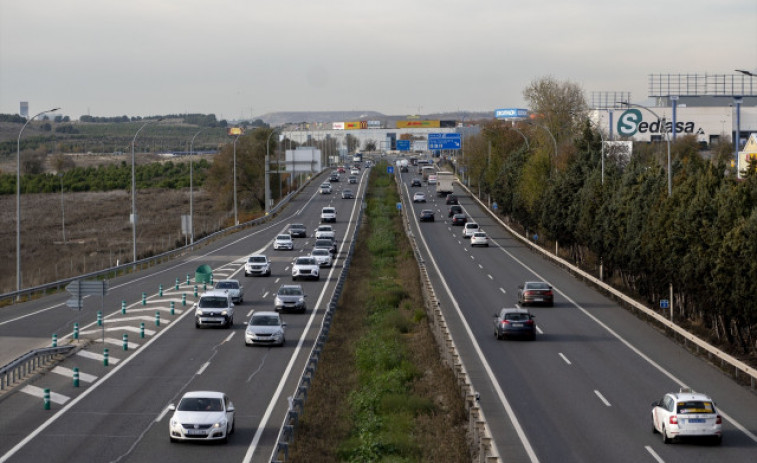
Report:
461,77,756,356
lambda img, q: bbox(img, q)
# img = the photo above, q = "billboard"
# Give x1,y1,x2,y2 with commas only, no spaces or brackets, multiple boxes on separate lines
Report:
285,147,322,173
344,121,363,130
333,122,345,130
495,108,529,119
396,120,440,129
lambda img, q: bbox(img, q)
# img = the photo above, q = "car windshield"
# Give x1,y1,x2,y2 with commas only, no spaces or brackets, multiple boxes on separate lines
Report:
323,208,335,214
250,315,280,326
215,281,238,289
296,258,316,265
312,249,328,256
279,287,303,296
198,296,229,308
318,226,332,231
290,224,304,230
676,401,714,414
178,397,223,412
504,313,530,321
249,256,266,263
277,235,290,241
467,224,478,229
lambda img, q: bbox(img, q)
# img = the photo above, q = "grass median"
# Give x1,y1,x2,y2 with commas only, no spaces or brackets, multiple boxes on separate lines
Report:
289,163,469,462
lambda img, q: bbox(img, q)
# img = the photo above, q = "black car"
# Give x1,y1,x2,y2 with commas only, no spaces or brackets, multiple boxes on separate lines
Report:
451,213,467,226
419,209,435,222
445,194,458,205
494,308,536,340
448,204,463,217
288,223,307,238
314,238,337,256
517,281,554,307
410,178,422,187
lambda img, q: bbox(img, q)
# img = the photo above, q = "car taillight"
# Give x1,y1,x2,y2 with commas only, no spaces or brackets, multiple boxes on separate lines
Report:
524,291,533,296
545,290,553,296
669,415,678,425
501,321,509,326
716,415,722,424
525,319,534,325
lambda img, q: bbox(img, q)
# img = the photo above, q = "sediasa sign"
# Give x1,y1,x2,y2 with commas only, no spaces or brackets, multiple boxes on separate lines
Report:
617,109,697,137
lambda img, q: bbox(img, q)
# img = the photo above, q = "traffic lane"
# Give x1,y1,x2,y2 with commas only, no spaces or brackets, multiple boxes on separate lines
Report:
416,191,752,456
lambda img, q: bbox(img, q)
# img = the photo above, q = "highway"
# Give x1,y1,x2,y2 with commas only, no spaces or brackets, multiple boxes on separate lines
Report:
0,168,368,463
1,158,756,463
398,164,757,463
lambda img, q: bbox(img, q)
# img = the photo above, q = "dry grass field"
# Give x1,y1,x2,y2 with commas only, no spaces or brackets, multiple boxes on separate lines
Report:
0,154,229,293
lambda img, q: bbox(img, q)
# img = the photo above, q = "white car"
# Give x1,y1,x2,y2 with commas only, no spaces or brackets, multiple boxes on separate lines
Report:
413,192,426,203
169,391,235,443
194,290,234,328
310,248,333,267
214,279,243,303
315,225,334,240
319,183,332,194
463,222,480,238
244,254,271,277
273,234,293,250
292,256,320,281
652,387,722,445
245,311,286,346
470,231,489,247
350,168,360,175
428,174,437,185
320,207,337,223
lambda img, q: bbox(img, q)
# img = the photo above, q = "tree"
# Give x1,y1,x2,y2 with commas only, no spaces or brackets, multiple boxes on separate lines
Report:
364,140,377,152
345,134,359,153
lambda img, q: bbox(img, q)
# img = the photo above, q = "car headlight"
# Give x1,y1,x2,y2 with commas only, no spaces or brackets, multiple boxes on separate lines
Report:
213,419,227,429
221,310,228,316
298,297,305,304
275,297,282,305
170,418,177,427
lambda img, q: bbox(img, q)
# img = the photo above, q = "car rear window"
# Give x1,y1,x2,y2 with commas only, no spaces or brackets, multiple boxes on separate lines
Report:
505,313,531,321
215,281,238,289
676,401,714,414
198,297,229,308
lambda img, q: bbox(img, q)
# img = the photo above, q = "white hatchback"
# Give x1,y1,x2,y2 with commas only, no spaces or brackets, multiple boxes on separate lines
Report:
470,231,489,247
463,222,479,238
651,387,722,445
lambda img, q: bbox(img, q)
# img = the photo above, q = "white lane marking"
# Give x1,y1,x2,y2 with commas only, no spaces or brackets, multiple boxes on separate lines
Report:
223,332,234,343
262,291,269,299
644,446,665,463
21,385,70,405
488,274,493,280
536,326,543,335
155,406,171,423
500,288,506,294
594,390,611,407
478,264,483,269
275,277,281,283
470,255,475,260
51,366,98,383
76,350,120,364
558,353,571,365
196,362,210,375
247,309,254,318
463,247,468,252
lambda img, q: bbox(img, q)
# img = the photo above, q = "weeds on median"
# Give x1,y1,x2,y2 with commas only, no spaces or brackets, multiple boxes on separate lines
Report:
289,162,468,462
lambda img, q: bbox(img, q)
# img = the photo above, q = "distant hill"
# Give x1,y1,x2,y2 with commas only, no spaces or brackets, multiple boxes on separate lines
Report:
256,110,492,126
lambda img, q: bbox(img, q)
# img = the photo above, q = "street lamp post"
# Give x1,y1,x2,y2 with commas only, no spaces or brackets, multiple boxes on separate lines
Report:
189,127,208,243
131,118,162,264
619,101,671,196
233,134,240,225
16,107,59,292
265,129,279,214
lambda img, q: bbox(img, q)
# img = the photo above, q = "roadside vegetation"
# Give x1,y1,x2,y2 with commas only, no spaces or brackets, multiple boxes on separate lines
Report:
461,76,757,359
289,164,469,462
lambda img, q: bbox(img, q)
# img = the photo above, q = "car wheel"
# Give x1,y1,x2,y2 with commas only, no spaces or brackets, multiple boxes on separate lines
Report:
661,425,672,444
713,435,722,446
229,419,235,435
529,333,536,341
652,421,658,434
195,320,200,328
266,269,271,277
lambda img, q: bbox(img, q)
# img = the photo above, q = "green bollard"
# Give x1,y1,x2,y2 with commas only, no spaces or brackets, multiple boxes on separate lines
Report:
155,311,161,327
182,294,186,306
97,311,102,326
123,333,128,351
73,323,79,340
186,273,191,285
170,301,175,315
141,292,147,306
194,285,198,297
73,367,80,387
103,348,109,366
140,322,145,338
44,388,51,410
203,283,207,291
51,333,57,347
121,300,126,314
175,278,179,290
159,284,163,297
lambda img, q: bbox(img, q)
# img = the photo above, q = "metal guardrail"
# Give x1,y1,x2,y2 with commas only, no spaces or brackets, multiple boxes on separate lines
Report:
0,345,76,391
457,180,757,390
270,176,367,463
0,172,325,306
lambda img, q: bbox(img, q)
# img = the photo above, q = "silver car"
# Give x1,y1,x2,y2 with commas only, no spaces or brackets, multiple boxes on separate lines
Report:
245,311,286,346
169,391,235,442
310,248,333,267
214,279,243,303
273,234,294,250
274,285,307,313
292,256,320,281
244,255,271,277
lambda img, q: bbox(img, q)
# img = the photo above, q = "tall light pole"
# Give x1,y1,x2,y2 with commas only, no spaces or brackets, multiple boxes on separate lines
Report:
619,101,672,196
265,129,279,214
131,118,162,264
17,107,59,292
189,127,208,244
233,134,240,225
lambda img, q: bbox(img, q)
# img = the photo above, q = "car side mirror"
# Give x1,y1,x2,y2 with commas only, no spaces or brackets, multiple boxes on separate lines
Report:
227,405,235,413
168,404,176,411
651,400,659,407
282,322,287,327
518,285,523,290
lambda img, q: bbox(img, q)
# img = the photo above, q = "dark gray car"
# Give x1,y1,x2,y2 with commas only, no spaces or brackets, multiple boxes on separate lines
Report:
494,308,536,340
274,285,307,313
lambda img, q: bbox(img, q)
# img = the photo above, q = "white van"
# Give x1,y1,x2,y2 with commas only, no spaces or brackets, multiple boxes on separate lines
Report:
320,207,337,223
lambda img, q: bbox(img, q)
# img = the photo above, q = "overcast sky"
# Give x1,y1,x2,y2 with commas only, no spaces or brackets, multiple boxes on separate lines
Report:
1,0,755,121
